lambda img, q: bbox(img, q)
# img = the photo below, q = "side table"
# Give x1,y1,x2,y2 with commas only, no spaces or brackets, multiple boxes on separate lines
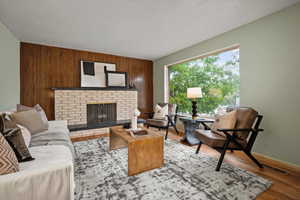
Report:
179,117,214,145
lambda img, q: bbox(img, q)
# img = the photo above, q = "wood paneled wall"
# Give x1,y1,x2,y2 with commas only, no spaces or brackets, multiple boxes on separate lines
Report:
20,42,153,120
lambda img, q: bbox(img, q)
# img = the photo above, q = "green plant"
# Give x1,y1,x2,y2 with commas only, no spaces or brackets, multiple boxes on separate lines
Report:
169,51,239,114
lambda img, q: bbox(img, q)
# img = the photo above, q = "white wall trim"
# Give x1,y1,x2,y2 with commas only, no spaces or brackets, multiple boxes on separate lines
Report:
165,44,240,68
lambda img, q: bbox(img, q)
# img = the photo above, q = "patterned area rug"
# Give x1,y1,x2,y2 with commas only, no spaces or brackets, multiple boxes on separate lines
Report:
74,138,271,200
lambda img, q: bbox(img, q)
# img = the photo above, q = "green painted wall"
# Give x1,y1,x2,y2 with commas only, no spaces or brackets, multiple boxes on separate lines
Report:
0,21,20,111
154,3,300,166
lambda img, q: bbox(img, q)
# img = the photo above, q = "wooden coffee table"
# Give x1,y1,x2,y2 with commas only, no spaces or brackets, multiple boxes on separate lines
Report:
109,127,164,176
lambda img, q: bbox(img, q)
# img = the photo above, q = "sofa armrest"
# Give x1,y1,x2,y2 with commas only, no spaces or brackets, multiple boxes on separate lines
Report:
0,145,74,200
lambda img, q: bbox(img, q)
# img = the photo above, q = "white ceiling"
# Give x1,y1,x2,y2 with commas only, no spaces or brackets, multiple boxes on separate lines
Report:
0,0,299,60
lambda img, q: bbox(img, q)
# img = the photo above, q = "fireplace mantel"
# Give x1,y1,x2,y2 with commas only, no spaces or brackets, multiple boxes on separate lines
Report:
52,87,137,91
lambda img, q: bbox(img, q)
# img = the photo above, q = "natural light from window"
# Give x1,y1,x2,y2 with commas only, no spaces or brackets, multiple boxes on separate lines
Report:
168,47,240,115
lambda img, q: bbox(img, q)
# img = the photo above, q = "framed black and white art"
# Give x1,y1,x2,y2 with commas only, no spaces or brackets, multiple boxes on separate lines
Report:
105,71,128,88
80,61,116,87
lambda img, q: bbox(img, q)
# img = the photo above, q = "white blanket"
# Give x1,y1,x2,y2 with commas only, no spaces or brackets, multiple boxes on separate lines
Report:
0,145,74,200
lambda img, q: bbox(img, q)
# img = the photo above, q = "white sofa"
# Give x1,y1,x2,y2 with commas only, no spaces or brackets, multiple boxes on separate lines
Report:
0,120,74,200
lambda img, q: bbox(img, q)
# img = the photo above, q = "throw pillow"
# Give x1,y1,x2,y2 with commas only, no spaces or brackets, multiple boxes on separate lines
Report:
16,104,32,112
211,110,237,135
0,114,34,162
12,109,48,134
0,132,19,175
17,124,31,148
0,113,17,132
17,104,49,129
3,128,35,162
153,104,168,120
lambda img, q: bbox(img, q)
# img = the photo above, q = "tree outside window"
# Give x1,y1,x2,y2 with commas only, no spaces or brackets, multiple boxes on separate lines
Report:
168,48,240,115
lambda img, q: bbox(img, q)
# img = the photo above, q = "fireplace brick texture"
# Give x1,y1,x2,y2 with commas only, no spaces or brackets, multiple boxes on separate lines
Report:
54,90,138,125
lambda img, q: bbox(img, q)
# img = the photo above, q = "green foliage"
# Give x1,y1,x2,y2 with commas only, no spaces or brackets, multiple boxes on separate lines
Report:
169,52,240,114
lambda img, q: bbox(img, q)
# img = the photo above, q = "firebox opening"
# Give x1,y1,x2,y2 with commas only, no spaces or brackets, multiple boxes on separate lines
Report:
87,103,117,125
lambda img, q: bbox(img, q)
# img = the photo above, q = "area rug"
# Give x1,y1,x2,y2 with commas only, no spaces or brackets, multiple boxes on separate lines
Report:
74,138,271,200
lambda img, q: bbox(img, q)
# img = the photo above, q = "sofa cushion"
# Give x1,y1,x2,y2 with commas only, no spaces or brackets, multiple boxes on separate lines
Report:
12,110,48,134
0,132,19,175
17,104,49,130
30,128,75,158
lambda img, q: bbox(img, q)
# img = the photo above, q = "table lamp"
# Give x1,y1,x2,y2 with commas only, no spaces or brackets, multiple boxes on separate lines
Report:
187,87,202,120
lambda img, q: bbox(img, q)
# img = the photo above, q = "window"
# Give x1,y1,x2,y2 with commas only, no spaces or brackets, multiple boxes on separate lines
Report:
167,47,240,115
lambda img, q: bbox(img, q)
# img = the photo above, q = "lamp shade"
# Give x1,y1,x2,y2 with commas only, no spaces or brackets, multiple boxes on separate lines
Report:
187,87,202,99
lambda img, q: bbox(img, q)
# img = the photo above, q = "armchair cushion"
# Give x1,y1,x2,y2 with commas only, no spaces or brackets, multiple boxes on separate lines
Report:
211,110,237,135
195,129,247,148
146,119,168,127
235,108,258,140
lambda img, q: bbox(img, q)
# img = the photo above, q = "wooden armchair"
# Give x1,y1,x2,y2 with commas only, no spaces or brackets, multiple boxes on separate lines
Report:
195,107,264,171
144,103,179,140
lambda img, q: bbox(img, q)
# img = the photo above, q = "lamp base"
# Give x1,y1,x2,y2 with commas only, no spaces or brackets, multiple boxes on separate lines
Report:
192,100,197,120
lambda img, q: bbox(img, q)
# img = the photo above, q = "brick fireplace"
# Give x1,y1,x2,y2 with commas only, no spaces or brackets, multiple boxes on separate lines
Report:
53,88,138,126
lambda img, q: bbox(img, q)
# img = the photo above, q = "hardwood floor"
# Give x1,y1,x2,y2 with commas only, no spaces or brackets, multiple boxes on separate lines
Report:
71,129,300,200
